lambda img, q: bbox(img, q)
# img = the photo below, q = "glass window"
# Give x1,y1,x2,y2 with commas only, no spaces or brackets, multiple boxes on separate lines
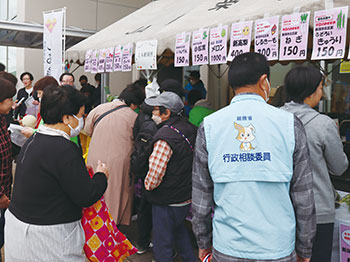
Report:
0,0,7,20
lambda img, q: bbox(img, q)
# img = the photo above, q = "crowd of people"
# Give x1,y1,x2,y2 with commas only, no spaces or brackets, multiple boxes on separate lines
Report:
0,51,348,262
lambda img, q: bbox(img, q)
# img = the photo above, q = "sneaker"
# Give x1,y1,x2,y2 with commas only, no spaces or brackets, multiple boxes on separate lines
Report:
136,242,153,255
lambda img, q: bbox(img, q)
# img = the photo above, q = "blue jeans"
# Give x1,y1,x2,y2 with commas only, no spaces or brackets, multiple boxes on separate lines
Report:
152,204,196,262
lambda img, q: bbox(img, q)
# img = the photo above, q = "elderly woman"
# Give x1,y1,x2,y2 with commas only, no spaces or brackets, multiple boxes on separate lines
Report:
5,85,109,262
281,65,348,262
14,72,37,119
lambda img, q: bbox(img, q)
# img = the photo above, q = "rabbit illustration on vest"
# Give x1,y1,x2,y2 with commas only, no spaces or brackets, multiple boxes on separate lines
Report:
234,122,255,151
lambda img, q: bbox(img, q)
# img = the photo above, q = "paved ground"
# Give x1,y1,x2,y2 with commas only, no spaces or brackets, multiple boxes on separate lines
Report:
119,219,199,262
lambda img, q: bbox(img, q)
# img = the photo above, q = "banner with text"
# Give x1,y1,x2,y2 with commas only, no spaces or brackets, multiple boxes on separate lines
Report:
43,9,64,81
84,50,93,72
280,12,310,61
312,7,348,60
209,25,228,65
227,21,253,61
175,32,191,67
192,28,209,66
105,47,114,72
113,45,123,72
122,43,133,72
255,16,280,61
135,40,158,70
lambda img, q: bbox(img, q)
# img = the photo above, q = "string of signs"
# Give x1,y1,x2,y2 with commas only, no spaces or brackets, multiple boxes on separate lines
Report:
84,6,350,73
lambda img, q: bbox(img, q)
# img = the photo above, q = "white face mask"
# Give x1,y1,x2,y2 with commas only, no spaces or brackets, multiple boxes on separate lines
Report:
264,79,271,102
68,115,84,137
151,114,163,125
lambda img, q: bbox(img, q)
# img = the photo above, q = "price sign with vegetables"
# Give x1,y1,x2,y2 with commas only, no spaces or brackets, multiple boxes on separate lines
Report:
209,25,228,65
311,7,348,60
227,21,253,62
175,32,191,67
84,50,93,72
254,16,280,61
279,12,310,61
192,28,209,66
113,45,123,72
91,50,99,74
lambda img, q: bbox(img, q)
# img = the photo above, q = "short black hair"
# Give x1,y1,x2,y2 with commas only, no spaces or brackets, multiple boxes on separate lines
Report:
158,106,177,117
59,72,75,82
285,65,323,104
228,52,270,90
41,85,88,124
94,73,101,82
20,72,34,81
188,89,203,106
79,75,88,82
0,63,5,72
119,82,146,107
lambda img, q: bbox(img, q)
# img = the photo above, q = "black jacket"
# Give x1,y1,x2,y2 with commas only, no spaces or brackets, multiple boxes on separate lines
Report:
14,87,38,118
146,116,197,205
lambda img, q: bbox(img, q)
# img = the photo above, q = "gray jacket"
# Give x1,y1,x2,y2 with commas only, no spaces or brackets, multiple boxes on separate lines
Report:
282,102,348,224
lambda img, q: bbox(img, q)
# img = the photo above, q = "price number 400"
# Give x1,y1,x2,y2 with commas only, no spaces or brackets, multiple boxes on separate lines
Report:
316,46,335,57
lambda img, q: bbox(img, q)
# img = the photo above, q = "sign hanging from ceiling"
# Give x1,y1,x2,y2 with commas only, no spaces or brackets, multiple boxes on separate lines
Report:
135,40,158,70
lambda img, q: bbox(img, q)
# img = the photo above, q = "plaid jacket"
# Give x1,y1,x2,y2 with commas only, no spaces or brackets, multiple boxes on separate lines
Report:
0,115,12,197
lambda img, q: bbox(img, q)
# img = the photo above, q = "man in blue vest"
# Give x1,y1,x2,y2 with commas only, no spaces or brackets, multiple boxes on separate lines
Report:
192,52,316,262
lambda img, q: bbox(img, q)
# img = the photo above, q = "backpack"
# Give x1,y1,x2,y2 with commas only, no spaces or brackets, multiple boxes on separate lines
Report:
130,112,158,179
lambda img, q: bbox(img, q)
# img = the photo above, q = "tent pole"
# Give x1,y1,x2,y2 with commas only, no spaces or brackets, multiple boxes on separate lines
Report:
101,72,109,104
218,64,221,108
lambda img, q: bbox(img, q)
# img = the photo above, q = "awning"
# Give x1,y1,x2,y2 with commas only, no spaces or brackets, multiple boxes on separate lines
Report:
0,20,95,49
66,0,349,64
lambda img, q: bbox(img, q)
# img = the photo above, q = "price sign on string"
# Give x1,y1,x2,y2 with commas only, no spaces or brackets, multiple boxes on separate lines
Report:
175,32,191,67
280,12,310,60
192,28,209,66
255,16,280,61
105,47,114,72
91,50,99,74
311,7,348,60
227,21,253,62
113,45,123,72
122,43,133,72
209,25,228,65
97,49,107,73
84,50,93,72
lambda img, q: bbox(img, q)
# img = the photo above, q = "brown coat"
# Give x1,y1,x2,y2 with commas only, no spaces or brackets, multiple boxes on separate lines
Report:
84,100,137,225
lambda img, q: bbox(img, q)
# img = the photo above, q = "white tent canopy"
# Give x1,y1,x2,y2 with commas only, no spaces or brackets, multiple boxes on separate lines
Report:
67,0,349,64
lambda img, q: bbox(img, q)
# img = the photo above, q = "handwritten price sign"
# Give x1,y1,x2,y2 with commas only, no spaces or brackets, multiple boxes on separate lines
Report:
84,50,93,72
227,21,253,62
122,43,133,72
91,50,99,74
192,28,209,66
105,47,114,72
311,7,348,60
209,25,228,65
175,32,191,67
255,16,280,61
113,45,123,72
280,12,310,61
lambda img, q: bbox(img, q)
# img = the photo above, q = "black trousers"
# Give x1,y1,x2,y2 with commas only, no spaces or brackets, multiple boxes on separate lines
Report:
310,223,334,262
136,187,153,248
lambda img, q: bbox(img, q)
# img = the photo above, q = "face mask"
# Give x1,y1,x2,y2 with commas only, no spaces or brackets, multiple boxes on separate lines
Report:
264,79,271,102
38,97,42,102
68,115,84,137
151,114,163,125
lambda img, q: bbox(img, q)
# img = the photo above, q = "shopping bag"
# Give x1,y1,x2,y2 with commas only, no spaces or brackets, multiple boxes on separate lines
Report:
82,168,138,261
